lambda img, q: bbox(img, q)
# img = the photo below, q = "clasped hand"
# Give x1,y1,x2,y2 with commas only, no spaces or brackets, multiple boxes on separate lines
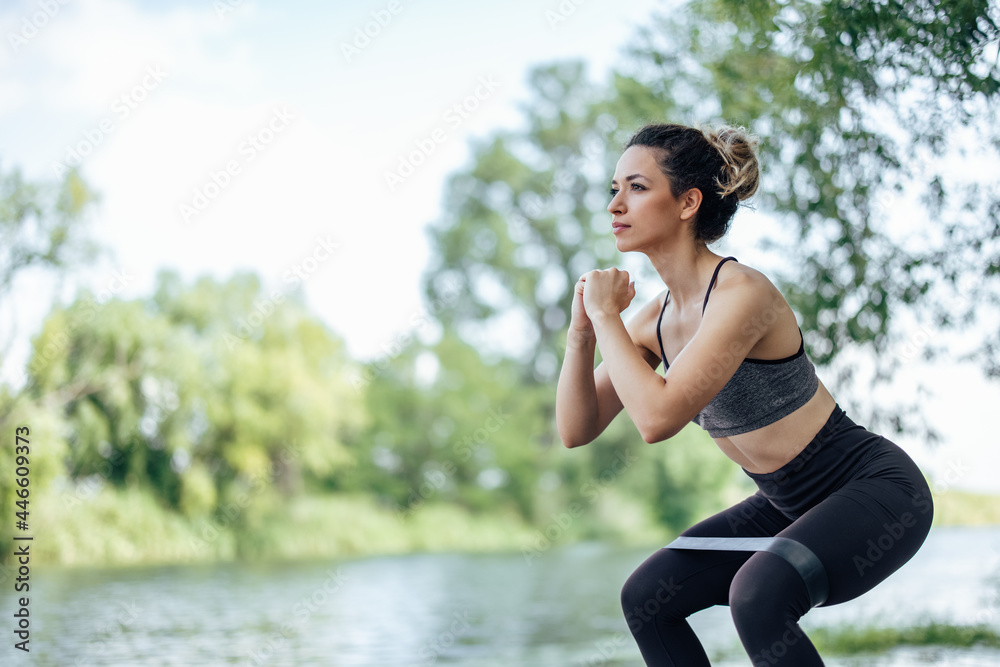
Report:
578,268,636,322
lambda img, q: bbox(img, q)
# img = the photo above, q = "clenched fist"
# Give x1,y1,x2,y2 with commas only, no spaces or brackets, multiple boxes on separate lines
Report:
579,268,636,321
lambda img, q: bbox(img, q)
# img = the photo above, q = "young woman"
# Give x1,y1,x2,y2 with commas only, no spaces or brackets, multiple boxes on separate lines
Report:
555,123,933,666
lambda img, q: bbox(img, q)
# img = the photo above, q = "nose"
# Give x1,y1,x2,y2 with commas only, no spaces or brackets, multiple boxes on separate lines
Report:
608,190,624,215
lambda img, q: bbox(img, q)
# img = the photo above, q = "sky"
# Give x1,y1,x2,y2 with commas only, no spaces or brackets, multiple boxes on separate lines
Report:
1,0,999,494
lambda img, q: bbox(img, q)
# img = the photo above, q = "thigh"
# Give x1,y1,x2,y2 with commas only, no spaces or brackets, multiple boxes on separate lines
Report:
776,453,933,606
623,494,797,616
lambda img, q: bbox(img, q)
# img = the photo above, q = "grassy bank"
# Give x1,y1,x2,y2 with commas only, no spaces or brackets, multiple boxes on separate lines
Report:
23,482,669,568
813,621,1000,654
27,486,538,567
711,621,1000,663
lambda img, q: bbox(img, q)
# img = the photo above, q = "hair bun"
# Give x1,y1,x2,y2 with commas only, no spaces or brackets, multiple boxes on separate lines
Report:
702,124,760,202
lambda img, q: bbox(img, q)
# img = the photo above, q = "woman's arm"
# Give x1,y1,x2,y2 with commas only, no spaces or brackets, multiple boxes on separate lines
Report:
555,330,605,448
584,268,774,444
556,277,661,448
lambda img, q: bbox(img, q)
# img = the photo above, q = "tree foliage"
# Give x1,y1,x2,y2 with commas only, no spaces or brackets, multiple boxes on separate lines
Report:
18,272,362,534
0,163,98,298
0,163,98,555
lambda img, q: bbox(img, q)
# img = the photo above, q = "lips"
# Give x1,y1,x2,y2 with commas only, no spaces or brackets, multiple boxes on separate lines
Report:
612,222,630,234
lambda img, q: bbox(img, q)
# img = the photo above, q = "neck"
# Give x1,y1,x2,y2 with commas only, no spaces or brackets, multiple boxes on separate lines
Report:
644,241,723,314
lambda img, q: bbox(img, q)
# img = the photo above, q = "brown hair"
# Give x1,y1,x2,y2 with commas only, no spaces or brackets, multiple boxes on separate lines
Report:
624,123,760,244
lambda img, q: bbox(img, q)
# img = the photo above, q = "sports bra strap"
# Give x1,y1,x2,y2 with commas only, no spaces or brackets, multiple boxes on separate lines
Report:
656,292,669,369
702,256,739,315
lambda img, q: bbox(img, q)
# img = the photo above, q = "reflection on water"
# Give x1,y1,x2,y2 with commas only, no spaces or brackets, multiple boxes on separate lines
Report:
9,525,1000,666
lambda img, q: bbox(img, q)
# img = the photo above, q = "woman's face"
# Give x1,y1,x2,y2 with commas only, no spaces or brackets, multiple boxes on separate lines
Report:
607,145,696,253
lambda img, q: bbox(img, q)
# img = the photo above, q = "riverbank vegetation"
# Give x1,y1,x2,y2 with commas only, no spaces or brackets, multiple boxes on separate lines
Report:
812,620,1000,655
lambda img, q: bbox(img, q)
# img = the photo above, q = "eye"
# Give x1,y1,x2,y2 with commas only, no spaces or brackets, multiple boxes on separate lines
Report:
608,187,619,197
630,182,645,190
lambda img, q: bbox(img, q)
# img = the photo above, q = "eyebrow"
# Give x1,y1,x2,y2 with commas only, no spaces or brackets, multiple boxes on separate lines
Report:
610,173,648,185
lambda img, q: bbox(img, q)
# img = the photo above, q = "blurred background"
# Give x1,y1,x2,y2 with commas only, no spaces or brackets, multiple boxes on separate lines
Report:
2,0,1000,664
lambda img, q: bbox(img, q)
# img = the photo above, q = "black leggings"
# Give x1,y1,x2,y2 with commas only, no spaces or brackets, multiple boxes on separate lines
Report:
621,404,933,666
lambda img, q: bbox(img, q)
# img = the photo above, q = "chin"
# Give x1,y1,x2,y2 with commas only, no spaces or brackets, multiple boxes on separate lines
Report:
614,236,638,254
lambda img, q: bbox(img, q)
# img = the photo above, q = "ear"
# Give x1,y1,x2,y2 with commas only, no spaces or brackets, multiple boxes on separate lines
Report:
679,188,703,221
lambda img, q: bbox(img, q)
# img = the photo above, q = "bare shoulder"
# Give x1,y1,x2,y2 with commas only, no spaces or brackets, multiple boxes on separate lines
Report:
708,260,798,347
713,261,789,311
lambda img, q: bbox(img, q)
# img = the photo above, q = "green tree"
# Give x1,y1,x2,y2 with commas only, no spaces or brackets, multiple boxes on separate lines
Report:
0,163,97,559
19,271,363,556
0,164,97,300
347,330,555,523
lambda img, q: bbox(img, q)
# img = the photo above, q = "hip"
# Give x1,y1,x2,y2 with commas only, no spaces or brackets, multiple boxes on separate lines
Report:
742,403,931,520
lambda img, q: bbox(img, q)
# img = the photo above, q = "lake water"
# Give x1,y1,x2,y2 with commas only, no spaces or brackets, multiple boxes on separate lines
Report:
6,525,1000,666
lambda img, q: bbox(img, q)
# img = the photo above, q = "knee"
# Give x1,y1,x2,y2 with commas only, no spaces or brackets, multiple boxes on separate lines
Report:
729,554,809,629
620,561,686,626
728,567,769,626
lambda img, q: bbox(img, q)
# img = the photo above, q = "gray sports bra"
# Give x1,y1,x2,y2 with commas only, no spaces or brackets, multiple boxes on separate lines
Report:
656,257,819,437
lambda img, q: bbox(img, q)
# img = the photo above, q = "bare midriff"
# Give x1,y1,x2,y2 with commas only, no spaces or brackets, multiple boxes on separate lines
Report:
711,379,838,474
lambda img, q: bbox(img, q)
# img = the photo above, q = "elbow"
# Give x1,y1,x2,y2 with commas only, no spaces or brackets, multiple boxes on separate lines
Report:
556,414,594,449
638,428,665,445
638,418,681,445
559,432,590,449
